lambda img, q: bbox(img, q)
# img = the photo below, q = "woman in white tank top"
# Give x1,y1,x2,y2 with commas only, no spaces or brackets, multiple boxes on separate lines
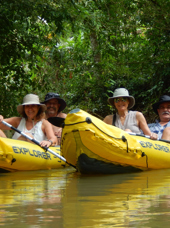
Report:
0,94,57,147
103,88,157,140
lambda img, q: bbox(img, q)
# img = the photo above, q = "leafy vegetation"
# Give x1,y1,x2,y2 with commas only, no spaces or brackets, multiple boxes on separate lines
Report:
0,0,169,123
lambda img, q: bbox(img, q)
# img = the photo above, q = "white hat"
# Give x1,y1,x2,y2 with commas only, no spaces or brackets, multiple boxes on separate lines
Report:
108,88,135,109
17,94,46,115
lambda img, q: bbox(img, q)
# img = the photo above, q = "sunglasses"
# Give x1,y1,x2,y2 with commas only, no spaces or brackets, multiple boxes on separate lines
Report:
114,97,128,103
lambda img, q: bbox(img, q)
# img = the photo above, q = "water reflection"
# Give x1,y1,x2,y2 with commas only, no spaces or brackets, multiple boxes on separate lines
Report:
1,168,170,227
63,170,170,228
0,167,74,227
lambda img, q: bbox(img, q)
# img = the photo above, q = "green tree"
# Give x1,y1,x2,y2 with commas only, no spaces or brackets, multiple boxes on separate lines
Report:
51,0,170,120
0,0,169,122
0,0,73,116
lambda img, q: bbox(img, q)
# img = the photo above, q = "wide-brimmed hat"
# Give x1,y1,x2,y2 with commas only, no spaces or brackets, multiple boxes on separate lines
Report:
42,92,66,113
17,94,46,115
108,88,135,109
152,95,170,114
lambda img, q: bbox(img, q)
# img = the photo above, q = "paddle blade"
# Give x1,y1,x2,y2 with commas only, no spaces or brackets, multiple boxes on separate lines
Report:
47,117,65,127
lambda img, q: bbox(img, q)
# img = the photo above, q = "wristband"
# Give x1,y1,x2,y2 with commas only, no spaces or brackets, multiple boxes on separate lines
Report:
48,140,53,146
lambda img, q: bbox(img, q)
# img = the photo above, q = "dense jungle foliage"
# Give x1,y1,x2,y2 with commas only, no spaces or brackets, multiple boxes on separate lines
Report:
0,0,170,123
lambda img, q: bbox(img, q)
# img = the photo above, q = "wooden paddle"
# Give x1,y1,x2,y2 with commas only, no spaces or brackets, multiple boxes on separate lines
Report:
128,132,170,144
1,120,76,169
47,117,65,127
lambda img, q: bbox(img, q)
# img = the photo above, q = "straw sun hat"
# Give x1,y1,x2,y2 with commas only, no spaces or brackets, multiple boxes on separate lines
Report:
17,94,46,115
108,88,135,109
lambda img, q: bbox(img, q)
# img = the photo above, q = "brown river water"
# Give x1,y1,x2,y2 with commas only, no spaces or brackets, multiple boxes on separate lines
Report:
1,167,170,228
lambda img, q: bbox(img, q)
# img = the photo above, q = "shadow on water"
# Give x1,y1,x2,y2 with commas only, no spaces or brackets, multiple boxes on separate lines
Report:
66,169,170,196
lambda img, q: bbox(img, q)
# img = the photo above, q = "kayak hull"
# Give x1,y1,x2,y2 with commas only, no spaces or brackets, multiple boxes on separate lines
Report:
61,108,170,174
0,137,66,172
77,153,142,174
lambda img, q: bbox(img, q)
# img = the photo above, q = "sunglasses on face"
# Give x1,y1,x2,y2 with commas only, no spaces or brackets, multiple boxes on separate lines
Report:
114,97,128,103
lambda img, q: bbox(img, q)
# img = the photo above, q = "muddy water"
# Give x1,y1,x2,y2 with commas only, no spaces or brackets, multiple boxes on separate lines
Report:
1,167,170,227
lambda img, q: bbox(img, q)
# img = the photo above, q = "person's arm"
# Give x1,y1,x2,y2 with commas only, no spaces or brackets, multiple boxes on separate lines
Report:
136,112,157,140
0,115,21,130
58,113,67,118
0,130,7,138
52,125,62,144
103,115,113,125
53,112,67,144
41,119,58,147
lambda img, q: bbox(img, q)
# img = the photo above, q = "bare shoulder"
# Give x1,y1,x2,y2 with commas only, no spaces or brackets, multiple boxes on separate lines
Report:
136,111,145,120
58,112,67,118
42,119,51,126
103,115,113,124
136,111,143,117
136,111,143,116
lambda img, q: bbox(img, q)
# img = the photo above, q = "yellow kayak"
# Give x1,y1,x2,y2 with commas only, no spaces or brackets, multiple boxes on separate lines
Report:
0,137,66,172
61,108,170,174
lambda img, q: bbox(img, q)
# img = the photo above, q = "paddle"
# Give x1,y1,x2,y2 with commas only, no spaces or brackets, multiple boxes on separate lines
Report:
47,117,65,127
1,120,76,169
128,132,170,144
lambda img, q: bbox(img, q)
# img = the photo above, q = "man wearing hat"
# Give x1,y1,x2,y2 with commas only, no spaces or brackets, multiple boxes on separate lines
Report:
42,92,67,143
148,95,170,140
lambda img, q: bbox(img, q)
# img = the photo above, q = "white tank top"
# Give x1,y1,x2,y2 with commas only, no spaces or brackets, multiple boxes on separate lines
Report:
115,111,141,134
12,118,47,142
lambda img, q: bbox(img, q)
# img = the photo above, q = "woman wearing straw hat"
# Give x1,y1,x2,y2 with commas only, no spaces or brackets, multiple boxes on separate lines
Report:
103,88,157,140
0,94,57,147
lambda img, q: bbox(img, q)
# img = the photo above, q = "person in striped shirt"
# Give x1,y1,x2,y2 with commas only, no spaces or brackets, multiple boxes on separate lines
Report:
148,95,170,140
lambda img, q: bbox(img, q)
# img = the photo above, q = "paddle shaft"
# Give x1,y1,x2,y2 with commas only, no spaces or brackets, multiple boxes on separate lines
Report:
1,120,68,163
128,132,170,144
